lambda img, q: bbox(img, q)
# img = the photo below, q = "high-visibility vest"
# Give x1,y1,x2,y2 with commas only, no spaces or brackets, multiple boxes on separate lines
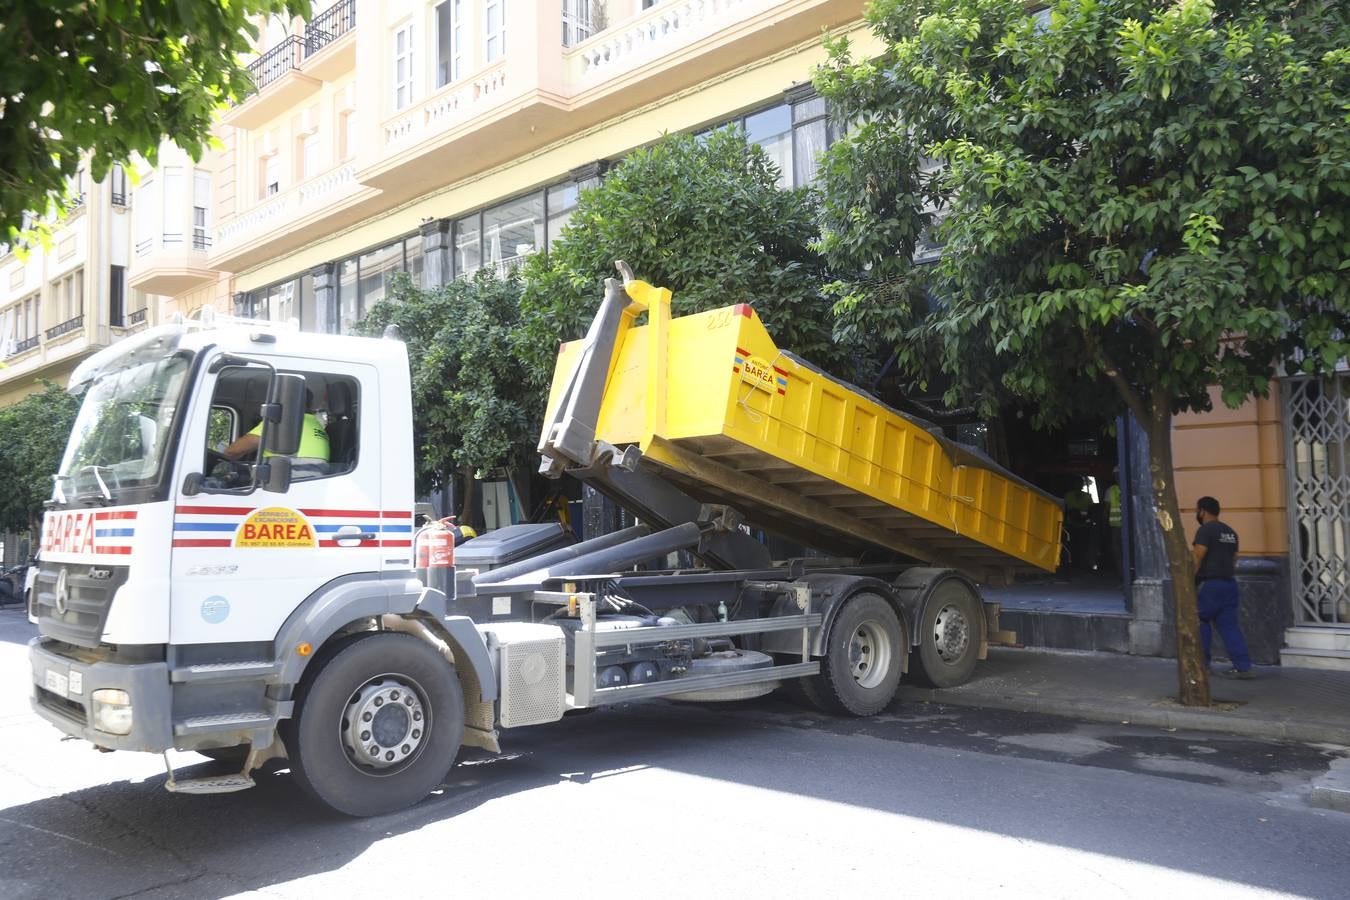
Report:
1108,484,1122,527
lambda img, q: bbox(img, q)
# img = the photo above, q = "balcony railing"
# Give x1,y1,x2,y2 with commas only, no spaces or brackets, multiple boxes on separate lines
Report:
14,335,40,354
243,35,305,97
136,238,153,256
127,308,148,326
45,315,83,340
111,191,127,207
305,0,356,57
193,233,213,251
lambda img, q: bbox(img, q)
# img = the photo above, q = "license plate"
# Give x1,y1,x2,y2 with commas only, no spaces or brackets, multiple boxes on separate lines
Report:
44,668,69,697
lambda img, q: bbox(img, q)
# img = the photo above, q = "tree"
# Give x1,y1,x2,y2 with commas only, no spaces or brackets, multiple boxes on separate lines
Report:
519,128,847,388
816,0,1350,705
1,0,309,236
358,273,538,519
0,381,81,535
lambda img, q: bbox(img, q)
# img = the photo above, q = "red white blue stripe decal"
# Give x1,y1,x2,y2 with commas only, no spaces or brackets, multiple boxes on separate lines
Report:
172,506,412,549
92,510,137,555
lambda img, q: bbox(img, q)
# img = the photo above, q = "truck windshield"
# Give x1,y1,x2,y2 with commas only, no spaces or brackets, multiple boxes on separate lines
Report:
56,351,193,505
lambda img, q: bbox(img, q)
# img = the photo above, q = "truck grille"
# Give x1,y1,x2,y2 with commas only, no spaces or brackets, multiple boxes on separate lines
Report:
33,563,129,649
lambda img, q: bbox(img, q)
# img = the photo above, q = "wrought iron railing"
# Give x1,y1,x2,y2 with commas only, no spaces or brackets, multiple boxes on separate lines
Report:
305,0,356,57
192,233,212,251
135,238,152,256
243,35,305,97
163,233,183,248
127,308,148,326
111,191,127,207
14,335,40,354
45,315,83,340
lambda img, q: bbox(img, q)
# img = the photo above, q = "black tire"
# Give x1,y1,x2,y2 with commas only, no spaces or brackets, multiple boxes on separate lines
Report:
907,578,982,688
286,632,464,817
794,593,904,717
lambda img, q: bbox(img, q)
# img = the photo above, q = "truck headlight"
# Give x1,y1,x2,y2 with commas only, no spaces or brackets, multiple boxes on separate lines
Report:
91,689,133,735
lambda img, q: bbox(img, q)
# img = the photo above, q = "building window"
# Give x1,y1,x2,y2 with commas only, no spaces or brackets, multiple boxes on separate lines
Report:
193,170,211,250
393,22,415,110
299,132,320,180
790,95,832,188
563,0,592,46
162,166,184,246
547,182,579,250
263,155,280,198
485,0,505,62
333,234,426,332
51,270,83,329
436,0,463,87
2,292,41,357
700,95,840,189
453,214,481,278
110,163,127,206
110,265,126,325
745,105,792,189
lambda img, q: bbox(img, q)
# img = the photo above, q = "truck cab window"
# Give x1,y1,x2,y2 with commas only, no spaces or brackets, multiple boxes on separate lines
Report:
203,368,360,488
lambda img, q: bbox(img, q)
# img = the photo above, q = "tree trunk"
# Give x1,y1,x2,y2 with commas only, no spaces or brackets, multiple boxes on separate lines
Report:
458,464,477,528
1146,404,1211,707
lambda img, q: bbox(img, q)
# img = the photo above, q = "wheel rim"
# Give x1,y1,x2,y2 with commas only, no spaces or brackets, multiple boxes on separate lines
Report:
848,620,894,689
341,674,430,776
932,603,971,664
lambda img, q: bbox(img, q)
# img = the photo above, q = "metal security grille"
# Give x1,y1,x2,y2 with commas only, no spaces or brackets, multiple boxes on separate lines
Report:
1283,374,1350,625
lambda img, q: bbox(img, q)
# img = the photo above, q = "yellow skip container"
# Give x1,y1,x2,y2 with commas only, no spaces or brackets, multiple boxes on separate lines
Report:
546,279,1064,580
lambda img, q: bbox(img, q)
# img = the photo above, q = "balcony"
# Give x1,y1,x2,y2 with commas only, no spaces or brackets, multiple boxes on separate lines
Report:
222,36,321,130
11,335,40,355
210,161,373,272
223,1,356,130
45,315,84,341
359,0,864,204
128,233,219,295
126,307,148,326
302,0,357,82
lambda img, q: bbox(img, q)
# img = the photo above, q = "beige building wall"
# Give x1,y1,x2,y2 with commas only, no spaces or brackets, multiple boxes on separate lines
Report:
151,0,872,314
1171,386,1287,557
0,162,154,407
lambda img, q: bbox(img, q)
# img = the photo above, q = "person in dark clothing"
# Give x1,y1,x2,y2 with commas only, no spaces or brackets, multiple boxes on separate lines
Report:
1193,496,1253,678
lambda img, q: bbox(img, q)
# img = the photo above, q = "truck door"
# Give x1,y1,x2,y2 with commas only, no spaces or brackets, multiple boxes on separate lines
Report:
169,358,403,646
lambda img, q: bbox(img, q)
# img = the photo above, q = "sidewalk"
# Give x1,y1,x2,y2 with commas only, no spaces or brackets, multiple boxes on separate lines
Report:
899,646,1350,747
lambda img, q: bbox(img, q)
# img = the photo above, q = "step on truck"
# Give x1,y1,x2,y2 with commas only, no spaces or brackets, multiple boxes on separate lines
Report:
29,263,1063,816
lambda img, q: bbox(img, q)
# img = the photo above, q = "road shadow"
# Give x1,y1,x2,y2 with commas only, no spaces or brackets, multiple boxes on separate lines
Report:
3,697,1349,899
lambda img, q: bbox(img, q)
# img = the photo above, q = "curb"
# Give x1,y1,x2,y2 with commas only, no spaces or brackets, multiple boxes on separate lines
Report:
1310,759,1350,813
898,685,1350,746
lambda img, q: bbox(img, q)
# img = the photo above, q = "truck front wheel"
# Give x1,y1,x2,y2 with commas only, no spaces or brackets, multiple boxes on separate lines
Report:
796,593,904,717
287,633,464,817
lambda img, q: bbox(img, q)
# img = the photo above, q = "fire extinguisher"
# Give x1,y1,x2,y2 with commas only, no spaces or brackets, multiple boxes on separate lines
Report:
414,517,457,599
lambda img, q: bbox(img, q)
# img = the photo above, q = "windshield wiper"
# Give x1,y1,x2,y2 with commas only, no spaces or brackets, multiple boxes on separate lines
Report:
74,465,116,505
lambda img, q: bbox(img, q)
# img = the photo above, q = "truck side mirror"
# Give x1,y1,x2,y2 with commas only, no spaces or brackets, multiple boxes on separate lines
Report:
262,373,307,457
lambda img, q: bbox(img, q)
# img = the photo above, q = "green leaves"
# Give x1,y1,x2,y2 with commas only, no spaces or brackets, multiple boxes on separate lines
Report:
356,273,534,495
814,0,1350,430
0,0,310,233
0,382,81,533
520,128,846,383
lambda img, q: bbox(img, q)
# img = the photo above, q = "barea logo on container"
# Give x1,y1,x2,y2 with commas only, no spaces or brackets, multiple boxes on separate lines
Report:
235,507,316,548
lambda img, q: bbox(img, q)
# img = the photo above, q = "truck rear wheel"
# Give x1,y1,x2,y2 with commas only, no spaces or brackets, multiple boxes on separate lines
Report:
907,578,982,688
287,632,464,817
796,593,903,717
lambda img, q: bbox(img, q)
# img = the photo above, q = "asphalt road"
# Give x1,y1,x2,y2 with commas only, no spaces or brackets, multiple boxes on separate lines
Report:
3,606,1349,899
